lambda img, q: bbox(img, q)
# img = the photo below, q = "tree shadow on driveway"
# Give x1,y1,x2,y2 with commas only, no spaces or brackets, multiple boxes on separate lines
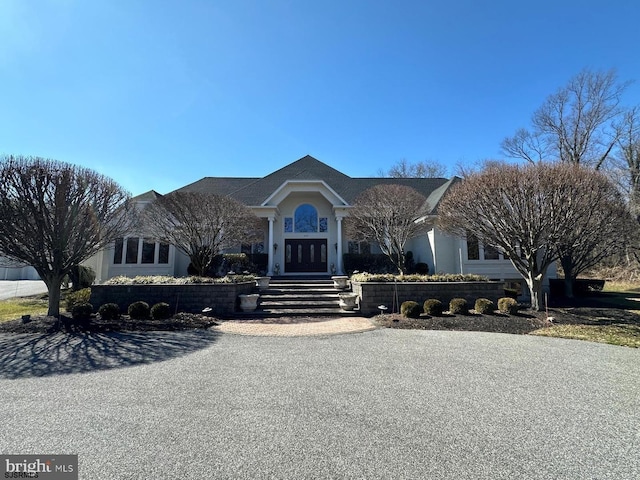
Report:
0,330,220,379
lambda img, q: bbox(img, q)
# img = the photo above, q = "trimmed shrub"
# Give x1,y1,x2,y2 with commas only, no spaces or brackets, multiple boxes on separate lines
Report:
343,253,397,274
449,298,469,315
150,302,172,320
474,298,495,314
503,288,519,299
69,265,96,291
128,301,150,320
423,299,443,316
415,262,429,275
498,297,519,314
71,302,93,321
98,303,120,320
65,288,91,313
400,301,422,318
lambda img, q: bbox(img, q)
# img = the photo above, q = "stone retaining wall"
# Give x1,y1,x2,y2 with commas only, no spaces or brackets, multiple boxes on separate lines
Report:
352,281,505,315
90,282,255,316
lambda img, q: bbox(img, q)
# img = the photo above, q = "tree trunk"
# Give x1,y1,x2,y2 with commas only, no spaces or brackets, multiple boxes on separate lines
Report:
525,273,543,311
43,274,64,317
560,256,574,298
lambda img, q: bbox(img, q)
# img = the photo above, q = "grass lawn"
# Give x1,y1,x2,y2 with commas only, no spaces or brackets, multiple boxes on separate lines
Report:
531,324,640,348
527,280,640,348
0,295,49,321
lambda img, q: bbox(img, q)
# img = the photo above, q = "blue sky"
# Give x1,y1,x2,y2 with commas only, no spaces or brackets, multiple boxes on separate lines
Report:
2,0,639,196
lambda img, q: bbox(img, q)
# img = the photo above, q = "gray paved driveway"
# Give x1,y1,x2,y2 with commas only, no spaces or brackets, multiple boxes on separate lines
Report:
0,280,47,300
0,329,638,479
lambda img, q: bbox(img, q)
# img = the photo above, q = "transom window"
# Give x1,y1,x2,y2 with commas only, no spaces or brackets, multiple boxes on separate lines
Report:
284,204,328,233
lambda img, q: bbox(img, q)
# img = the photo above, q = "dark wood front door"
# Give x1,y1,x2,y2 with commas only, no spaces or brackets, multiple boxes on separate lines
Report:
285,239,328,273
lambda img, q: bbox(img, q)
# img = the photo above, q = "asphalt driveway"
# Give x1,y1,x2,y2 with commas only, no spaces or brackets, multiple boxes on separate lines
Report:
0,328,638,479
0,280,47,300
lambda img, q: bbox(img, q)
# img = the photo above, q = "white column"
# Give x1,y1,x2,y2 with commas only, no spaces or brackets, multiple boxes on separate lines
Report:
336,216,344,274
267,217,275,276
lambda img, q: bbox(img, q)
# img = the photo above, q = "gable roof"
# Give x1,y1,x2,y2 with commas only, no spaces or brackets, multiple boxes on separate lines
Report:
131,190,163,202
174,155,452,212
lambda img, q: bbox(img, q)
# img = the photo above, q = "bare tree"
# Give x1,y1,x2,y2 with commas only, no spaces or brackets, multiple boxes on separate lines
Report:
553,169,633,297
615,106,640,220
379,158,448,178
141,191,263,276
502,69,630,170
437,162,628,309
345,184,431,274
0,155,133,316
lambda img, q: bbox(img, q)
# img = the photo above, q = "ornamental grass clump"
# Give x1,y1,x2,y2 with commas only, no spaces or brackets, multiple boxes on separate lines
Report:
449,298,469,315
400,301,422,318
498,297,519,315
423,299,444,316
474,298,495,314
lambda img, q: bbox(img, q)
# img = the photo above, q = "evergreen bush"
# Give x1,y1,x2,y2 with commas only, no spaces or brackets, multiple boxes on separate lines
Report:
98,303,120,320
400,301,422,318
449,298,469,315
150,302,172,320
474,298,495,314
71,302,93,321
498,297,519,314
423,299,443,316
128,301,150,320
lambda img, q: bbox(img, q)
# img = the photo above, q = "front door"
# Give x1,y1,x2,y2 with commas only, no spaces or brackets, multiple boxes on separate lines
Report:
285,239,327,273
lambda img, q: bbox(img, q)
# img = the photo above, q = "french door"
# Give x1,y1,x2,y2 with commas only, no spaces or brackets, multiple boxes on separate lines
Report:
284,239,328,273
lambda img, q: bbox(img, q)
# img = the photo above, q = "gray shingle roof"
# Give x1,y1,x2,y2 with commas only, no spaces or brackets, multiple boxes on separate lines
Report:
174,155,453,212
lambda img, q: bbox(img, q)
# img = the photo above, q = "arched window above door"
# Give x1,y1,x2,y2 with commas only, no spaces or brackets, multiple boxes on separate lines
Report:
283,204,329,233
295,204,318,232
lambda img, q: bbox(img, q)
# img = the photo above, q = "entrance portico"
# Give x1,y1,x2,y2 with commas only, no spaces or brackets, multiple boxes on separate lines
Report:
258,180,349,276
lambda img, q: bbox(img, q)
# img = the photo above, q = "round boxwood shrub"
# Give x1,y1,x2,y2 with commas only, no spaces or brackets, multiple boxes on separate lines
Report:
415,262,429,275
400,301,422,318
71,302,93,321
474,298,495,314
498,297,519,314
423,299,443,316
150,302,172,320
98,303,120,320
128,301,150,320
449,298,469,315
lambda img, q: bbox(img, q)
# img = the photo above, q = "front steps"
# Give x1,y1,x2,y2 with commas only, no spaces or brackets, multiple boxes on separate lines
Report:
240,278,357,317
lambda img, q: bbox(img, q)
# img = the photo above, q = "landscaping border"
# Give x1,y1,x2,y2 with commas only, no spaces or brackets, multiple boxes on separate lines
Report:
352,281,504,315
90,282,255,315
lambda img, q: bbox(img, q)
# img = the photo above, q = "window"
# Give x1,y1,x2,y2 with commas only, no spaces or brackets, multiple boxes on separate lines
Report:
113,238,124,264
294,204,318,232
284,217,293,233
126,237,139,264
466,234,502,261
466,235,480,260
113,237,170,265
484,244,500,260
141,238,156,264
242,242,265,254
348,241,371,254
158,243,170,264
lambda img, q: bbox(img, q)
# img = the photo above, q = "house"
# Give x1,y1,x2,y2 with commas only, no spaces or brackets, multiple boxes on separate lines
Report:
85,155,544,296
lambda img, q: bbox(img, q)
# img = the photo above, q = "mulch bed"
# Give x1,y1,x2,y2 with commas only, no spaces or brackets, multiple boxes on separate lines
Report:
0,313,219,334
372,311,549,335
